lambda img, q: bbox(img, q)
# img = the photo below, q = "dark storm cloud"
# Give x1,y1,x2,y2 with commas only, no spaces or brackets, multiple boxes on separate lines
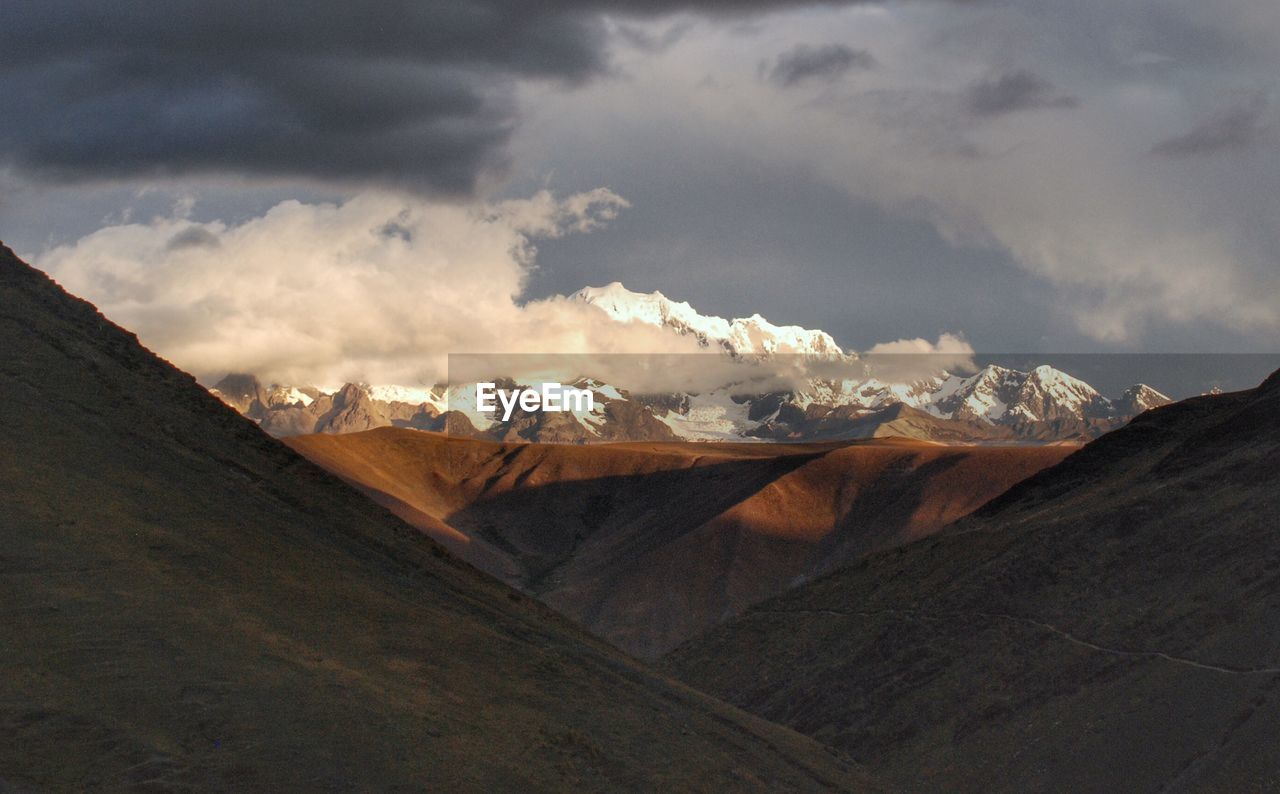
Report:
766,44,876,86
616,21,696,54
1152,95,1270,157
0,0,880,194
964,70,1079,117
165,226,221,251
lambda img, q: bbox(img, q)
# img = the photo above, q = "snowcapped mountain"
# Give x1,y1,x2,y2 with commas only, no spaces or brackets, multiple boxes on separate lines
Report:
571,282,846,358
214,365,1170,445
1118,383,1172,414
211,375,450,437
929,365,1112,428
739,364,1170,443
211,283,1172,444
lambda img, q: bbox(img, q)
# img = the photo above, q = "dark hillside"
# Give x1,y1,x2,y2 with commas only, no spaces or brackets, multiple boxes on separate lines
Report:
670,369,1280,792
0,244,873,791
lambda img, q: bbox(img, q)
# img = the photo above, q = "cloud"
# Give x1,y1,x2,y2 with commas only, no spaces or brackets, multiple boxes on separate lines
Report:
615,20,697,53
0,1,884,194
164,226,221,251
1152,94,1270,157
12,0,1280,356
765,44,876,86
515,1,1280,347
864,332,973,357
861,333,976,380
34,189,730,387
34,186,988,394
964,70,1079,116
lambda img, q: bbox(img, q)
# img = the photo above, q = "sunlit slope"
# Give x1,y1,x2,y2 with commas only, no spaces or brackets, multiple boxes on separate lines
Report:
289,429,1068,656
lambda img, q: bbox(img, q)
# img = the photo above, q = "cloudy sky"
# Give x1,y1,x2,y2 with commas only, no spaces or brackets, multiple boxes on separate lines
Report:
1,1,1277,386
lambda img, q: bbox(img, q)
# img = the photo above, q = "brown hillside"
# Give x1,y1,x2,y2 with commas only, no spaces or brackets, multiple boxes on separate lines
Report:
287,429,1070,657
0,243,876,791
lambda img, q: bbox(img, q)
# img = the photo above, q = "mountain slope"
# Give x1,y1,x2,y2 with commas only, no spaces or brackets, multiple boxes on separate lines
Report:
667,372,1280,791
0,243,875,791
286,428,1070,657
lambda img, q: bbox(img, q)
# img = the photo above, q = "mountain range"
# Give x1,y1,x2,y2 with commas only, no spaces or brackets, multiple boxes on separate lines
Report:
0,243,874,789
211,283,1170,444
7,238,1280,789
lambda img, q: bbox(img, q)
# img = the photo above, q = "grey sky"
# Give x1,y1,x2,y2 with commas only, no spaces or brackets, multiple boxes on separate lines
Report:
765,44,876,86
1,0,1277,364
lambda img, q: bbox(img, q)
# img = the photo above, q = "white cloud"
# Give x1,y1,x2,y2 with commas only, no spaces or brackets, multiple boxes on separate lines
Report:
864,332,973,357
35,189,710,387
36,189,984,394
862,332,977,381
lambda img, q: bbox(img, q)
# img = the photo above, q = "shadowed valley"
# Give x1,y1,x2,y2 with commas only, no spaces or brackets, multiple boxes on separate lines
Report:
287,430,1069,657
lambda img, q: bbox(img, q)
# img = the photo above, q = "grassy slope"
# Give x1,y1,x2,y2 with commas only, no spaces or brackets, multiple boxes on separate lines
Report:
0,244,876,791
669,371,1280,792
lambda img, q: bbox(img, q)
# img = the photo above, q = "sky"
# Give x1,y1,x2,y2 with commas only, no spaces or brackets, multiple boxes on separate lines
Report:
1,1,1277,387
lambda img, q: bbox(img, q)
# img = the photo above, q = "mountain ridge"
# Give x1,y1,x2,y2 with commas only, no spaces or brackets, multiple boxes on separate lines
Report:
213,360,1167,444
571,281,847,357
285,428,1071,657
0,241,876,790
208,282,1169,443
666,367,1280,791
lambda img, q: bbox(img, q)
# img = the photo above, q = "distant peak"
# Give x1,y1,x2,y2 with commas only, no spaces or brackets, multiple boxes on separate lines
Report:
966,364,1016,381
571,282,663,302
1027,364,1094,387
211,372,264,396
1121,382,1172,410
569,281,847,358
1028,364,1074,380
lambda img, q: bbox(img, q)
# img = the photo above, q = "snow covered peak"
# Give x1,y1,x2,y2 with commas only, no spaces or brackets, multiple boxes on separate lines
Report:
367,384,446,409
931,365,1021,423
929,364,1109,426
724,313,844,357
1021,365,1103,408
968,364,1019,385
1118,383,1172,413
570,282,846,357
570,282,730,339
266,385,315,408
1026,364,1093,389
